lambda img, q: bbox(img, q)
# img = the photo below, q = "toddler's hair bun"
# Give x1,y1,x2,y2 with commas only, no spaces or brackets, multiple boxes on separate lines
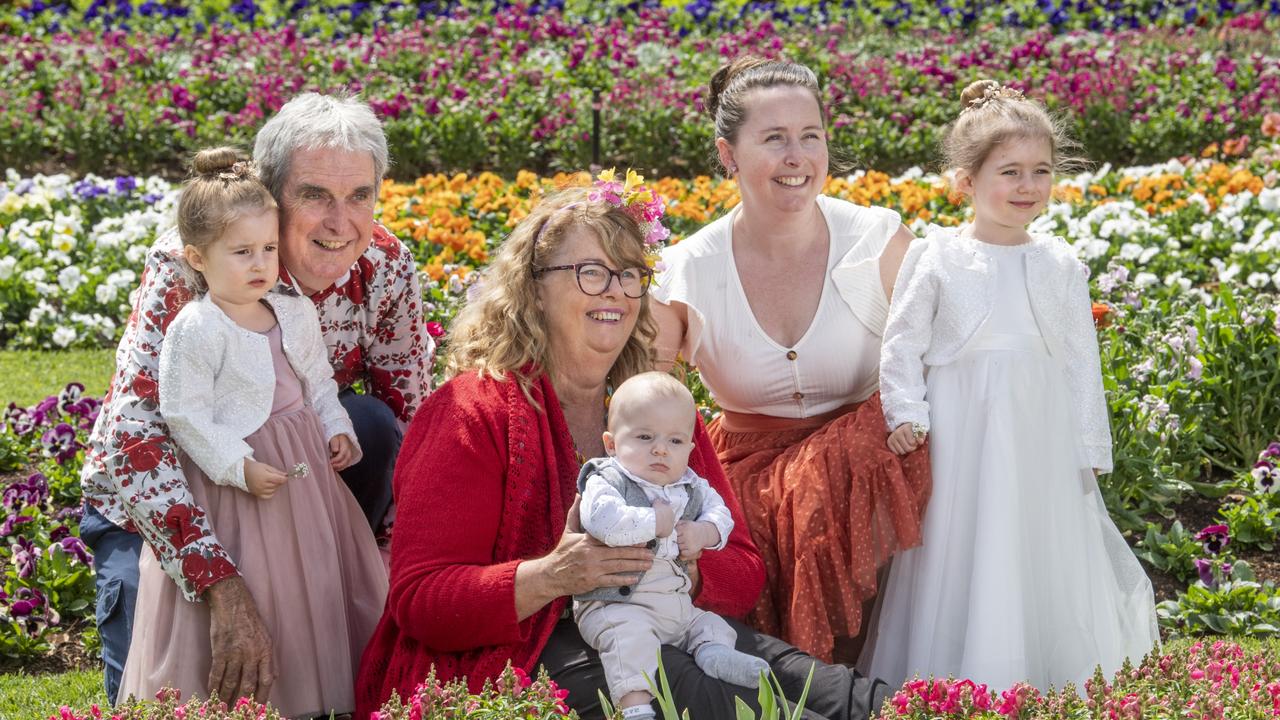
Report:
191,147,249,177
960,79,1001,110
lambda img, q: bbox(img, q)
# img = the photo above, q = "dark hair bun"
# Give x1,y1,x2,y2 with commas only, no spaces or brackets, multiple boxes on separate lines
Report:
706,55,771,121
960,79,1000,110
191,147,247,176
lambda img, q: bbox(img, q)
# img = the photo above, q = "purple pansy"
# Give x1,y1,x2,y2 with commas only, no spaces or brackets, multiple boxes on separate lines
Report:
50,535,93,565
41,422,80,463
1252,461,1277,494
1196,524,1230,555
0,514,34,538
2,473,49,510
11,536,38,578
1194,558,1217,588
4,403,35,436
58,382,85,415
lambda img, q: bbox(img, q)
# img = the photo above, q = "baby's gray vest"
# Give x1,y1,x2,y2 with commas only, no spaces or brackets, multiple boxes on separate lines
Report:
574,457,704,603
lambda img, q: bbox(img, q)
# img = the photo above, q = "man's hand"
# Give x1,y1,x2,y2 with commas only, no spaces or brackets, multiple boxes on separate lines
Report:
244,460,288,499
675,520,721,560
887,423,925,455
329,435,356,470
653,499,676,538
206,576,274,704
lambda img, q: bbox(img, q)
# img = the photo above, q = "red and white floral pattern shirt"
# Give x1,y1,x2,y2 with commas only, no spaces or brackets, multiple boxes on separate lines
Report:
80,224,432,601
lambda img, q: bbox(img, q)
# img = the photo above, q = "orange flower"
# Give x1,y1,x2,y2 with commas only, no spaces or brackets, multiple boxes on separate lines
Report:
1092,303,1112,329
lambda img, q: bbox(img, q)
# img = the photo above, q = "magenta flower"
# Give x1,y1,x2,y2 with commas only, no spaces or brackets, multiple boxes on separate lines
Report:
1196,524,1230,555
4,403,35,436
50,536,93,565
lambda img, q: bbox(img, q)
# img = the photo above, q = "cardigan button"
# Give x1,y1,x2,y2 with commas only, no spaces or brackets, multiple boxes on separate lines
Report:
786,350,797,361
792,392,804,401
619,586,632,596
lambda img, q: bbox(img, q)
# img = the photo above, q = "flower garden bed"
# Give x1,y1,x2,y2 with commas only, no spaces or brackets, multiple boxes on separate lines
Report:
1,5,1278,177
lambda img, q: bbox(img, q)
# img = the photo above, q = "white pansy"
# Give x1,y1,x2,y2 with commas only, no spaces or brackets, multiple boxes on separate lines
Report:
35,281,58,297
51,327,76,348
125,244,150,264
57,265,85,292
21,267,47,284
1247,272,1272,289
1186,193,1211,213
95,283,118,304
1119,242,1144,260
1257,186,1280,212
0,256,16,280
1138,246,1159,264
1134,272,1160,288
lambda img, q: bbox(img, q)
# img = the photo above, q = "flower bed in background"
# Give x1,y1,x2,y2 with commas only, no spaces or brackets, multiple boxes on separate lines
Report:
3,0,1277,37
883,638,1280,718
1,6,1277,177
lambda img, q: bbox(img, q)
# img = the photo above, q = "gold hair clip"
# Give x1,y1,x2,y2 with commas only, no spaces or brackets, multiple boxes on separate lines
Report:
961,84,1027,114
217,161,253,181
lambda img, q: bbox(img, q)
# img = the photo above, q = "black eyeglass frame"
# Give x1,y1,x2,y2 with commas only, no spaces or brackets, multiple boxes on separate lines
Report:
531,261,654,299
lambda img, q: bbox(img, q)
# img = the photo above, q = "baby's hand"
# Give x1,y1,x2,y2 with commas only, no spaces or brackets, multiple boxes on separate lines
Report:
887,423,926,455
244,459,288,500
653,500,676,538
675,520,720,561
329,435,356,471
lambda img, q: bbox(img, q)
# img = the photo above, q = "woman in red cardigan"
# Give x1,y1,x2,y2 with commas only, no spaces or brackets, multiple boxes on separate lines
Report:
354,184,892,720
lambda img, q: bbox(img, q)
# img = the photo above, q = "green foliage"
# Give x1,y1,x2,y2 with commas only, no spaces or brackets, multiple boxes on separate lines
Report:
1156,561,1280,636
0,669,105,720
1134,521,1204,583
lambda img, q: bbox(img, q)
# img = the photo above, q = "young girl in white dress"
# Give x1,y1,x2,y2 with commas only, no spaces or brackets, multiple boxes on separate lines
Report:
866,81,1158,692
119,148,387,716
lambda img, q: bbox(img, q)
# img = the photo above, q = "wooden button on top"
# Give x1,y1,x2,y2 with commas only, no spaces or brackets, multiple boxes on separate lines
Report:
786,350,797,360
792,392,804,400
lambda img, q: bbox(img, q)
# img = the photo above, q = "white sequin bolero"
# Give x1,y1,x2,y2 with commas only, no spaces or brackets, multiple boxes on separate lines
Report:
880,225,1113,472
158,292,361,491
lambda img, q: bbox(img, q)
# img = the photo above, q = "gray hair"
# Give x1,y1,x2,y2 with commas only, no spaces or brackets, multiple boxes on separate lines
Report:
253,93,389,200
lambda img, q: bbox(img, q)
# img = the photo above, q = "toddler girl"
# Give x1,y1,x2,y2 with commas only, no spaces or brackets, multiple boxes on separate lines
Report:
119,148,387,716
866,81,1157,692
575,371,770,720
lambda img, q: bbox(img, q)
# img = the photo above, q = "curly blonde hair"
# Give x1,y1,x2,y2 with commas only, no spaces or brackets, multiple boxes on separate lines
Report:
444,186,658,406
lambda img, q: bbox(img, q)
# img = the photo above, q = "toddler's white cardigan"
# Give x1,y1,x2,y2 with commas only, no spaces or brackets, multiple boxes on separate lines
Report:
158,292,360,491
880,226,1113,472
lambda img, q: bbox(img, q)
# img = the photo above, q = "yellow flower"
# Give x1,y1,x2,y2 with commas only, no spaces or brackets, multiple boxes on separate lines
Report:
624,169,643,193
596,168,617,184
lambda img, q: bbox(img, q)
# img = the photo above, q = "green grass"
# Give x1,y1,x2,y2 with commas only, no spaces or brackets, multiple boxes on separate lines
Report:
0,350,115,407
0,669,106,720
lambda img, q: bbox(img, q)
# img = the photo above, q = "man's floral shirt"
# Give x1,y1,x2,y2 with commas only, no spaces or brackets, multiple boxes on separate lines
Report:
80,224,432,601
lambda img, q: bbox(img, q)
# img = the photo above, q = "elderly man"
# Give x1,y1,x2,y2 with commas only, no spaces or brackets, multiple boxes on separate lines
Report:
78,93,432,705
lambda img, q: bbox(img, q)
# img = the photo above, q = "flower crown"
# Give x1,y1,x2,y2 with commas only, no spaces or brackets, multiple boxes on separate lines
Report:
590,168,671,260
961,84,1027,114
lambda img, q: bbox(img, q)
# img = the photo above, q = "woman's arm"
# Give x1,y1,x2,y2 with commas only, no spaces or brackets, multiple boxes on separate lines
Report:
878,224,917,302
686,417,765,619
651,299,689,373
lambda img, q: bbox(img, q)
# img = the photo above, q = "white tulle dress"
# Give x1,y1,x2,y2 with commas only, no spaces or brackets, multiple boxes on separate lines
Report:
865,240,1158,692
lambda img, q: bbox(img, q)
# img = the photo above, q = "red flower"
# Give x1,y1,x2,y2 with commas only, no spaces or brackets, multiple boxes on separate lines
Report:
181,553,237,589
122,434,165,473
160,284,194,334
164,503,207,548
426,321,446,338
132,372,159,403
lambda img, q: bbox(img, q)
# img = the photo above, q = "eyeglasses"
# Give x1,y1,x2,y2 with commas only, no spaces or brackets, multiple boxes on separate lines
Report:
532,262,653,299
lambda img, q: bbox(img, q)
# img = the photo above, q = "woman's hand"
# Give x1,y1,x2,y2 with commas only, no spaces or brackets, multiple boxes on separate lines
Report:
513,495,655,620
887,423,925,455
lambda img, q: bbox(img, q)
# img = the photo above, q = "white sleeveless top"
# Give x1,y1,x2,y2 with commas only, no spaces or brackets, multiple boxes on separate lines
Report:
653,196,902,418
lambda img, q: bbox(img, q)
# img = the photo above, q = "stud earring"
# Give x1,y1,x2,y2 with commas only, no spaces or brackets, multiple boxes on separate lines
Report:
728,164,738,175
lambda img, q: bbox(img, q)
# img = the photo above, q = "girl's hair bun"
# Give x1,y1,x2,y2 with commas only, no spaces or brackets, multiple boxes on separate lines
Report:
960,79,1001,110
191,147,249,177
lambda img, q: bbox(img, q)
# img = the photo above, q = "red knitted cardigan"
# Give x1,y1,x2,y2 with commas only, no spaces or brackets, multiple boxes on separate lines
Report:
353,370,765,717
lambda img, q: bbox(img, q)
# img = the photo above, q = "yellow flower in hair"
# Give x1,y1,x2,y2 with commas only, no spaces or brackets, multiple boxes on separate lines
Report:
597,168,617,184
624,169,643,193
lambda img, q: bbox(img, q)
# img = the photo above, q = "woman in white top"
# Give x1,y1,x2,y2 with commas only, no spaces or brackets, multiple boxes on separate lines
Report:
651,57,932,664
